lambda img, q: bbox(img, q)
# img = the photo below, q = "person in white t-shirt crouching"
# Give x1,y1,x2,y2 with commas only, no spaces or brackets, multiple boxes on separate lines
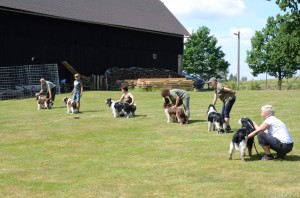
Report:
248,105,294,160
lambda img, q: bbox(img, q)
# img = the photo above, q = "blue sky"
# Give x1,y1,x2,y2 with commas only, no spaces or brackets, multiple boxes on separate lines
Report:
162,0,285,80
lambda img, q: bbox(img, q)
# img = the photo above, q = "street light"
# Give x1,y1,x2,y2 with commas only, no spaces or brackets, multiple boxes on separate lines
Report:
234,31,240,86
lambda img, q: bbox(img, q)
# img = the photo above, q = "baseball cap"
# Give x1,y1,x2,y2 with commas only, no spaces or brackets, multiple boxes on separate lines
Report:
208,77,217,83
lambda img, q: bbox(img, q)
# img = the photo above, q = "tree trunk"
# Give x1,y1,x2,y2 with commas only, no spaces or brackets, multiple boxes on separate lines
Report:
278,78,282,90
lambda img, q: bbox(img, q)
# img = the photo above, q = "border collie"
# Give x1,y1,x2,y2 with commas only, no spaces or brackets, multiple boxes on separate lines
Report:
228,117,255,161
105,98,136,118
207,104,225,133
163,97,188,125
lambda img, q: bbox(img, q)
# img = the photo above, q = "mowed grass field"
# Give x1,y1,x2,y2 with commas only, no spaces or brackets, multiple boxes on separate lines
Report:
0,90,300,197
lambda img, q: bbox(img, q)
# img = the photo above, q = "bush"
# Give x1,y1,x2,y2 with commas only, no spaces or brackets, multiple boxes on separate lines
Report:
226,81,238,90
249,81,261,90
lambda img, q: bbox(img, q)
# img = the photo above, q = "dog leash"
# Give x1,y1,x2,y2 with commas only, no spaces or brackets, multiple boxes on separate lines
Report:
253,140,262,158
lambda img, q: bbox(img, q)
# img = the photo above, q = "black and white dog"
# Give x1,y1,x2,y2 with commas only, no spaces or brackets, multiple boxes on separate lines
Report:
63,97,78,114
207,104,225,133
228,117,255,161
105,98,136,118
36,96,53,110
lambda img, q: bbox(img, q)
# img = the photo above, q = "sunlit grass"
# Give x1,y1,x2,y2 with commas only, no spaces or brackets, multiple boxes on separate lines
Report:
0,90,299,197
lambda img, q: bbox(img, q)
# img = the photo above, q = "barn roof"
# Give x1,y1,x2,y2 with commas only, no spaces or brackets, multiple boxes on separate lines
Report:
0,0,189,36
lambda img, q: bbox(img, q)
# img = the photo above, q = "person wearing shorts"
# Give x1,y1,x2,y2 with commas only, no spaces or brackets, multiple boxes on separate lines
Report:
248,105,294,160
71,73,83,112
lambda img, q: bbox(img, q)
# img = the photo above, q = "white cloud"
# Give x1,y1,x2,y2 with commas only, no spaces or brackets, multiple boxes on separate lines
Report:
162,0,245,17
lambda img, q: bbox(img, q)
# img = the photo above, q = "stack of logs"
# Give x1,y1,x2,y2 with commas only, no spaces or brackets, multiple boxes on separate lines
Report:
104,67,194,90
134,78,194,90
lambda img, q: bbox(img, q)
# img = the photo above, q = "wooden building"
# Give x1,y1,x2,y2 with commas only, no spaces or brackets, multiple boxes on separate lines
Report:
0,0,189,81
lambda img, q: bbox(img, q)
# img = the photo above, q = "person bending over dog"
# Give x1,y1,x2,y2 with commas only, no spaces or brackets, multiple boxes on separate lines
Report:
161,89,190,119
35,78,56,102
208,77,236,132
118,86,135,105
248,105,294,160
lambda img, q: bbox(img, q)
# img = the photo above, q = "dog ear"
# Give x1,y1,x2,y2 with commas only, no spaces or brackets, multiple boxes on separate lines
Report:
238,118,242,125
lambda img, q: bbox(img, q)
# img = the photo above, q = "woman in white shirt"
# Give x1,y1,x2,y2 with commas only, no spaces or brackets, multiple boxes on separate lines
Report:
248,105,294,160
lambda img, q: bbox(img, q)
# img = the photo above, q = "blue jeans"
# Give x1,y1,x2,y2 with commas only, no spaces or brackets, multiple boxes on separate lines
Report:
222,98,235,121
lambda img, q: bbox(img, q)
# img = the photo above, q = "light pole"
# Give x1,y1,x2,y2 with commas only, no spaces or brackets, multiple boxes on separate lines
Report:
234,31,240,86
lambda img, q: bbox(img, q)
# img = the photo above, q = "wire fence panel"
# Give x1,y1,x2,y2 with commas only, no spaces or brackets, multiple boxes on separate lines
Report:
0,64,60,100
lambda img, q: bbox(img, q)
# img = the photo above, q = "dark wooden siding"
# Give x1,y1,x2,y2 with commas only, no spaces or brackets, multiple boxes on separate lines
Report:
0,10,184,81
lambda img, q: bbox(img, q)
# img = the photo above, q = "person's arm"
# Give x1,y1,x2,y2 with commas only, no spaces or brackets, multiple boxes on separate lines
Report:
213,93,217,106
118,94,125,102
80,83,83,96
248,123,269,138
36,88,43,96
174,96,180,107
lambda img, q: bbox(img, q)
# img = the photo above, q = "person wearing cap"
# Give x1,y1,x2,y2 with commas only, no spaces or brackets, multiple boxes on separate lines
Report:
35,78,56,102
71,73,83,112
161,88,190,119
208,77,236,132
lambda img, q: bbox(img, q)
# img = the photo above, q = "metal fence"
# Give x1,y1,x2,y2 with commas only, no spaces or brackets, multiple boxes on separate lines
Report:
0,64,60,100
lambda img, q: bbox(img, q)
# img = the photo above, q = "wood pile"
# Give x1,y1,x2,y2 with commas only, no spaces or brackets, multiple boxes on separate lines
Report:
135,78,194,90
104,67,184,88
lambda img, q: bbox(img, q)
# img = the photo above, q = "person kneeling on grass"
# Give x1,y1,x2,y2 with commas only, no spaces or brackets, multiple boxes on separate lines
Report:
248,105,294,160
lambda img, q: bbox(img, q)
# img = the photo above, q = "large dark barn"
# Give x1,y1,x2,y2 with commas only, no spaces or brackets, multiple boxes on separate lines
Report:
0,0,189,82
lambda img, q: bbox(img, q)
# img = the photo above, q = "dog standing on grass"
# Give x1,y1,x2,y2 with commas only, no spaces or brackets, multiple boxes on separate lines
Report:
163,97,188,125
228,117,255,161
63,97,78,114
105,98,136,118
36,96,53,110
207,104,225,133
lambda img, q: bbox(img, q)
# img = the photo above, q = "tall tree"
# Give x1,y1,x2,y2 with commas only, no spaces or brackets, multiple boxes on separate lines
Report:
183,26,230,81
246,14,300,89
268,0,300,13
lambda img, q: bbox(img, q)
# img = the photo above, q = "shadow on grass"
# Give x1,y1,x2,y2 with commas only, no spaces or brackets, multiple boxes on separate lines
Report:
135,115,148,117
52,106,67,109
239,154,300,162
79,110,104,113
188,119,207,124
283,155,300,161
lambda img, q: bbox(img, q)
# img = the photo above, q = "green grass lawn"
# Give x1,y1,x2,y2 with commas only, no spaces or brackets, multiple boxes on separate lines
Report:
0,90,300,197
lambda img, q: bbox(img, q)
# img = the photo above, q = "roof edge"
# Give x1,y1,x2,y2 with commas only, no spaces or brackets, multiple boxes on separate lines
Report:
0,6,189,37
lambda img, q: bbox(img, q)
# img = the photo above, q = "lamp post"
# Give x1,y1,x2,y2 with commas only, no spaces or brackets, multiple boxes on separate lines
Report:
234,31,240,86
